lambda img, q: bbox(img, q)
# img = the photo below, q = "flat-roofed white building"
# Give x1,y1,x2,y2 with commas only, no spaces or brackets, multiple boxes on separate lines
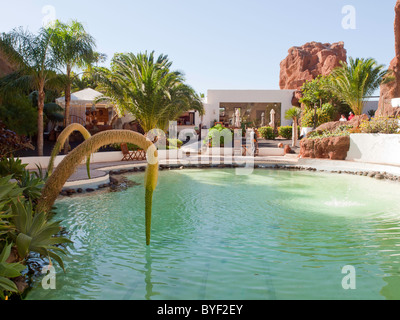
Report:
179,89,296,131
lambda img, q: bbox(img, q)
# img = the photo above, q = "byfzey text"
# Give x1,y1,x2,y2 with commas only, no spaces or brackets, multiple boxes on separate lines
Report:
157,304,243,317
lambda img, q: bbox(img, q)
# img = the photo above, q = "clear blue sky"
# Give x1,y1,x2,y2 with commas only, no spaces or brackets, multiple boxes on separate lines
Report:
0,0,397,95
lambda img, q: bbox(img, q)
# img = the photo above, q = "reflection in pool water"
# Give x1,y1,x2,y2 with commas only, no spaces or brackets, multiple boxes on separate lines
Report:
26,169,400,300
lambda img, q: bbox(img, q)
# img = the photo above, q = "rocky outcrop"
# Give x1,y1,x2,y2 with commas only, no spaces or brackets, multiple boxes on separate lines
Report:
300,136,350,160
279,41,347,90
378,0,400,117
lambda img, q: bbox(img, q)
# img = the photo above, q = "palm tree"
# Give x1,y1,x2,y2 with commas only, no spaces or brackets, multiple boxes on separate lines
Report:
328,57,390,115
50,20,98,153
0,27,59,156
95,51,204,132
285,107,302,147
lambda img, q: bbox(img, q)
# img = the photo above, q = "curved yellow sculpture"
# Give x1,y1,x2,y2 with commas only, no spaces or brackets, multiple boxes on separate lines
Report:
37,130,159,245
47,124,92,178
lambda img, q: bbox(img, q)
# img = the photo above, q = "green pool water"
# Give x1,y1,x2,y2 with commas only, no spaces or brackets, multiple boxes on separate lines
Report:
26,169,400,300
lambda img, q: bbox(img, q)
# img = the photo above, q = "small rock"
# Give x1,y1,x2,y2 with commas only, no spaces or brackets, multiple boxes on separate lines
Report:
375,174,384,180
86,188,95,193
284,145,292,154
110,177,118,185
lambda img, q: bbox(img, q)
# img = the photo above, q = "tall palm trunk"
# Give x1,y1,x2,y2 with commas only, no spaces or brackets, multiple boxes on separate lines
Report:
63,66,72,154
37,83,45,156
292,117,298,148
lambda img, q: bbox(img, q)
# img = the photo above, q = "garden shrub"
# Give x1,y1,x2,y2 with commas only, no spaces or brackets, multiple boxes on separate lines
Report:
207,124,233,146
0,158,70,299
359,117,400,134
301,103,335,128
258,126,276,140
278,126,301,139
307,125,353,139
278,126,292,139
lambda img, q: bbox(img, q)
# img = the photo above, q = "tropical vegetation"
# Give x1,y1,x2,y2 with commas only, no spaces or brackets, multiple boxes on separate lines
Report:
284,107,302,147
328,57,391,115
206,124,233,147
0,157,71,300
301,103,335,128
359,116,400,134
307,125,353,140
0,27,61,156
0,21,102,156
50,20,100,153
258,126,276,140
94,51,204,132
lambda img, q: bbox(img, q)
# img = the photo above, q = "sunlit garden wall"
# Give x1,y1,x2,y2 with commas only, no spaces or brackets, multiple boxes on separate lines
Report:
347,134,400,166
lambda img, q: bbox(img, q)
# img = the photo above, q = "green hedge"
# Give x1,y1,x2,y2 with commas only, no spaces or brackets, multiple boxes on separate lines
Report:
258,126,275,140
278,126,301,139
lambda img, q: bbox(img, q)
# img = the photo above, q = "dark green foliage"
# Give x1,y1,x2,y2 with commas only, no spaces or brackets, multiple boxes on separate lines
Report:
0,158,71,299
0,157,28,181
0,243,26,299
0,95,38,136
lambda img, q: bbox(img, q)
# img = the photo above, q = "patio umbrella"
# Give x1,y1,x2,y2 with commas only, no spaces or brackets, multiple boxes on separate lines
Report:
235,108,241,128
269,109,276,130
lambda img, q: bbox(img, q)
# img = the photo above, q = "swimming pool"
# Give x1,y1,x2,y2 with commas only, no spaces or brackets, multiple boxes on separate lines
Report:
26,169,400,300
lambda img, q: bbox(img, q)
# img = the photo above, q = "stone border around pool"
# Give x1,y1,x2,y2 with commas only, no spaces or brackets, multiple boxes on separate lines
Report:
58,159,400,198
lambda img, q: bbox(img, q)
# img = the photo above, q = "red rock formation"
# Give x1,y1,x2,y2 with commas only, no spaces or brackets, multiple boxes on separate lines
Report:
279,41,347,90
291,90,302,107
299,136,350,160
378,0,400,117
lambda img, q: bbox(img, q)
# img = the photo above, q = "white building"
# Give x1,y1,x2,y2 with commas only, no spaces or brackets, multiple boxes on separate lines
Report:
59,88,296,131
178,89,296,131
